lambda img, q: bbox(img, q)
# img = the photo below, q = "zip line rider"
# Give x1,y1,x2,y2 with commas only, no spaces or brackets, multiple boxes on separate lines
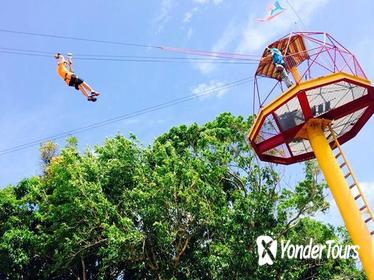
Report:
266,47,293,88
55,53,100,102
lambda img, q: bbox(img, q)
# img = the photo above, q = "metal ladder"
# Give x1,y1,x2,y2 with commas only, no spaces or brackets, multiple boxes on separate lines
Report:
329,126,374,237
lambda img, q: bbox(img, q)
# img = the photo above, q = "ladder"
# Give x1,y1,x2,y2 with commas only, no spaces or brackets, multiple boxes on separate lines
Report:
329,126,374,238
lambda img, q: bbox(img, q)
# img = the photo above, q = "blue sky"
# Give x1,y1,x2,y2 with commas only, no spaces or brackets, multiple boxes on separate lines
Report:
0,0,373,226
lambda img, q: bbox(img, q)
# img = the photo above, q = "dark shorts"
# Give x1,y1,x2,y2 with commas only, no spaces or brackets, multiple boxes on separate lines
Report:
68,74,84,90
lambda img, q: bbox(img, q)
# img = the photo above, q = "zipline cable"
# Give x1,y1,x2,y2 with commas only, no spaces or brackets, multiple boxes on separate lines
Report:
0,28,161,49
0,46,258,61
0,49,259,65
0,28,261,60
73,56,258,65
159,46,261,60
0,77,253,156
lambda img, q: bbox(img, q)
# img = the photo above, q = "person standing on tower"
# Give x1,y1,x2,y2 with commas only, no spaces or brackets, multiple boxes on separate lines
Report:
266,47,293,88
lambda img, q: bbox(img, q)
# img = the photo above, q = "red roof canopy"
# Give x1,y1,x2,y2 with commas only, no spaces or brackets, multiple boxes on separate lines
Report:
256,34,310,81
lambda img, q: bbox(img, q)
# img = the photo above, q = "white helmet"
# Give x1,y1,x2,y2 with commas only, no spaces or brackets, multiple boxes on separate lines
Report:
55,53,65,64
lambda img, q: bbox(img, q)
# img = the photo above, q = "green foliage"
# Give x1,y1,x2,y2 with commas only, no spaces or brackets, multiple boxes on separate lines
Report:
40,141,59,168
0,113,365,279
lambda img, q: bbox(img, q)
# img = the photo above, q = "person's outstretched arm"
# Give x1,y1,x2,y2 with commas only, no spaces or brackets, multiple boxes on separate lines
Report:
67,53,74,72
67,60,73,72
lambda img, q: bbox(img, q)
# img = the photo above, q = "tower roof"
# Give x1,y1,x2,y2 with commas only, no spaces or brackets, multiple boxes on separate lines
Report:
256,33,309,81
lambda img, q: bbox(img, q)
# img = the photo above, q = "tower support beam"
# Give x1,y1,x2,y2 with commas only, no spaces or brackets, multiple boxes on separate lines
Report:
305,118,374,279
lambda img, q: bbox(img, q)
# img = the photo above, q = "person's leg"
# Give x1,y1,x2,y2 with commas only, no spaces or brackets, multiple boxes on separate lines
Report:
281,69,293,88
275,64,293,88
81,82,100,96
78,85,96,101
81,82,93,92
78,84,90,97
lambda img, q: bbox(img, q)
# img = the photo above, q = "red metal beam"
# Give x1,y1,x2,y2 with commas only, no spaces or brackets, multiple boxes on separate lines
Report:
298,91,313,119
259,151,315,165
322,91,374,120
255,123,305,154
253,86,374,159
334,106,374,147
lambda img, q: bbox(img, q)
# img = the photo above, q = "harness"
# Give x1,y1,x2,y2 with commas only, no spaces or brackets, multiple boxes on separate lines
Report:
64,73,70,82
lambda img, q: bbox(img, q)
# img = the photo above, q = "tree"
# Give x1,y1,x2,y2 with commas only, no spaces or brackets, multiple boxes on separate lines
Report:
40,141,59,170
0,113,366,279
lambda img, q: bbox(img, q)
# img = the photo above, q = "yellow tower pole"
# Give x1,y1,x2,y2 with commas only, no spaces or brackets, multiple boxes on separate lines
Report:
289,66,301,84
304,119,374,279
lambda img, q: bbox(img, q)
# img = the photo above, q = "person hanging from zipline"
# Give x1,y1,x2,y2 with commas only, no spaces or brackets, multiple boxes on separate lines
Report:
266,47,293,88
55,53,100,102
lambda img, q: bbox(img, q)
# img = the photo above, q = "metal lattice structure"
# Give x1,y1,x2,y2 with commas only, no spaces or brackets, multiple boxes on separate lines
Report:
248,32,374,164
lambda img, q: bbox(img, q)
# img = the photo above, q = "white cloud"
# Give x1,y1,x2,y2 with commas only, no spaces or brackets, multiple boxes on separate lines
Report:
316,180,374,228
192,80,228,100
236,0,329,53
186,27,194,40
211,20,240,52
360,182,374,210
193,0,223,5
183,7,199,23
155,0,175,33
194,60,215,75
353,38,374,80
194,0,330,74
183,11,193,23
183,0,222,24
194,20,240,74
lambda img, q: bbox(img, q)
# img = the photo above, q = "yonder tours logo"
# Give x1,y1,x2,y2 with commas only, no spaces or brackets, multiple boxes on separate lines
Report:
256,235,359,266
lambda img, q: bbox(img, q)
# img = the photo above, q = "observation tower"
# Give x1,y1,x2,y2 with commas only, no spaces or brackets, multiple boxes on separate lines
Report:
247,32,374,279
